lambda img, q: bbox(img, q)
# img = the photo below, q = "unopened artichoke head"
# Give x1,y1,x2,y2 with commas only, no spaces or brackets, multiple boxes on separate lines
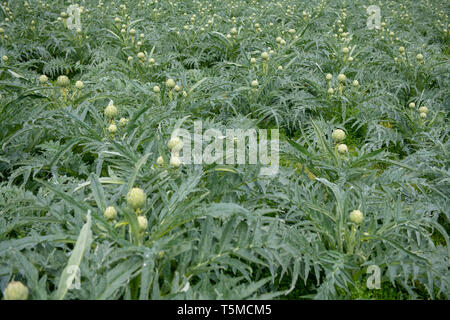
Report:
168,137,183,152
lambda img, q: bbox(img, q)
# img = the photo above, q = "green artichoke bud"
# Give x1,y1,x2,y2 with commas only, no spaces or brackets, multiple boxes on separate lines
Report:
137,52,145,60
75,80,84,89
418,106,428,113
331,129,346,142
119,118,128,126
57,75,70,87
349,210,363,224
104,206,117,220
39,75,48,84
166,78,175,89
138,215,148,231
104,101,118,118
126,188,146,210
170,155,181,167
3,281,29,300
167,137,183,152
108,123,117,134
337,143,348,154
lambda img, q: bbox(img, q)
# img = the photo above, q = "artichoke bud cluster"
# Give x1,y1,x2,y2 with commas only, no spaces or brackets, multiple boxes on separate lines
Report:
166,78,179,101
103,188,148,233
104,100,119,135
418,105,429,119
341,46,352,61
337,73,346,95
276,36,286,46
126,188,148,232
167,137,183,168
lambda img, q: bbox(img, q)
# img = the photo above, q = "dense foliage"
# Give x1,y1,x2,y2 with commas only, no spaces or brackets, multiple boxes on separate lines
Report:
0,0,449,300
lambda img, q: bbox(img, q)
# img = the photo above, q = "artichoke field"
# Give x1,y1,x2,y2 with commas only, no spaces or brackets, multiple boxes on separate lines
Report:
0,0,449,300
